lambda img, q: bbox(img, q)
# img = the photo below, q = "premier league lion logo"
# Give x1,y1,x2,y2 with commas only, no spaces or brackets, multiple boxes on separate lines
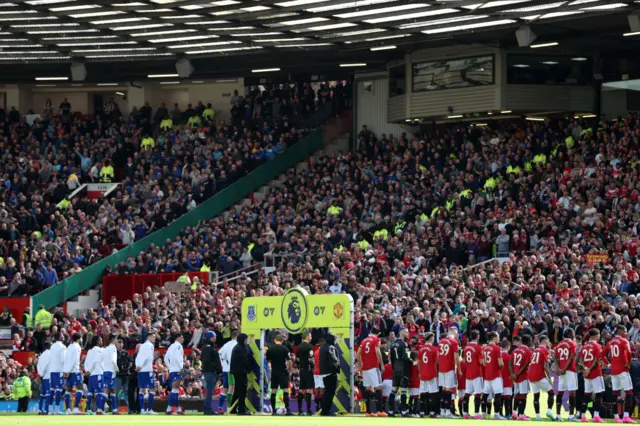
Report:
288,296,301,324
281,287,308,334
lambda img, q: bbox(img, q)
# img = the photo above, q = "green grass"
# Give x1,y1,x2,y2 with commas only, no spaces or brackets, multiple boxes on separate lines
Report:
0,414,618,425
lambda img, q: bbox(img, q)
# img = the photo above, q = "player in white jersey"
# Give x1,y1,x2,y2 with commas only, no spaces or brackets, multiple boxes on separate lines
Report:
84,336,106,415
135,333,158,415
37,342,52,415
218,330,238,413
49,334,66,414
63,333,83,414
164,333,185,415
101,335,120,415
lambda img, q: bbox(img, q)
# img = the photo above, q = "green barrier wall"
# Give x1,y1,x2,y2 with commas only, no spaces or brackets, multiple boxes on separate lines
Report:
31,130,323,314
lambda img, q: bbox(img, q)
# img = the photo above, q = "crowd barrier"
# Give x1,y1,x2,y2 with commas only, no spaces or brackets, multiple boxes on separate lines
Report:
30,129,323,313
102,272,209,302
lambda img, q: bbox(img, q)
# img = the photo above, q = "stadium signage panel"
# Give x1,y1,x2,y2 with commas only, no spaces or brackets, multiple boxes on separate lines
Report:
242,287,352,334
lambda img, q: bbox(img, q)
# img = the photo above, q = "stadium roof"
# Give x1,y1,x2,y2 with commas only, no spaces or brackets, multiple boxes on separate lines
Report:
0,0,637,81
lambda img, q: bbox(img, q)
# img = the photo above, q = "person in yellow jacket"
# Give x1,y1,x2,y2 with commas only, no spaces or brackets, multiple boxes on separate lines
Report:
34,305,52,329
160,119,173,131
12,370,32,412
202,103,215,121
177,273,191,289
187,114,202,127
99,160,114,183
327,201,342,216
141,135,155,150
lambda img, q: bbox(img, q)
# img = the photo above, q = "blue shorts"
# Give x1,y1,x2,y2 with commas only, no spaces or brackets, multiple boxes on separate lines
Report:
88,375,104,394
40,378,51,396
50,372,64,391
137,371,155,390
168,372,182,387
103,371,116,390
65,372,83,388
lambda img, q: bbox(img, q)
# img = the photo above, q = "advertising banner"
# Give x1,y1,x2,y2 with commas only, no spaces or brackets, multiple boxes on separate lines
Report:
586,253,609,265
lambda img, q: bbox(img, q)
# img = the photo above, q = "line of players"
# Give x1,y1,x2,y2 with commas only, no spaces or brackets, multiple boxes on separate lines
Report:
35,332,186,415
355,324,637,422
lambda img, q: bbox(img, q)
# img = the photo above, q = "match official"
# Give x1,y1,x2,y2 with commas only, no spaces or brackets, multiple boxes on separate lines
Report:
296,331,315,416
266,334,293,415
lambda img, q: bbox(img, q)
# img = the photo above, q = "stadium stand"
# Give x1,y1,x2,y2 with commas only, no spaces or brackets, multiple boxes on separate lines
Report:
5,111,640,413
0,82,346,298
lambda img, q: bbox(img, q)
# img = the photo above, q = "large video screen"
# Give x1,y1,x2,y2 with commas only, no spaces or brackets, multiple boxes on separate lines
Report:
413,55,494,92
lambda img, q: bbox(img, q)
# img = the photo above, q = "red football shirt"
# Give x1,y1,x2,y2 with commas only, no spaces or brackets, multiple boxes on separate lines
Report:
501,350,513,387
463,342,483,380
438,337,459,373
483,343,502,381
382,362,393,381
418,344,438,381
512,345,532,383
409,363,420,389
313,348,320,375
580,341,603,380
527,345,550,383
360,335,381,371
555,339,578,373
604,336,631,375
457,362,466,391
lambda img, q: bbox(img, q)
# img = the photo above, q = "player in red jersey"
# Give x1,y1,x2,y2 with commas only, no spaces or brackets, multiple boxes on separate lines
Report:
356,327,386,418
500,339,513,419
528,335,555,421
510,335,533,420
381,357,393,413
483,332,505,419
577,328,605,423
604,325,635,423
418,333,438,417
553,329,579,421
463,330,484,419
408,350,421,417
457,359,466,419
313,339,323,410
438,327,460,419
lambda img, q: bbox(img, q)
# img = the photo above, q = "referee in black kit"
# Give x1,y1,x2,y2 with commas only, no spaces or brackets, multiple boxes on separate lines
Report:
266,334,293,415
296,331,315,416
388,328,410,417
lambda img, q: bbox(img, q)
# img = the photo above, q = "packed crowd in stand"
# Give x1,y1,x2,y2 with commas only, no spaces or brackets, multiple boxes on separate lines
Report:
4,109,640,418
0,81,345,298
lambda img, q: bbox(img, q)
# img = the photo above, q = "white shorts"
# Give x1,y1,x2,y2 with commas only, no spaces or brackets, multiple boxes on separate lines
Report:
584,376,605,394
558,371,578,392
530,378,552,394
503,387,513,396
420,379,438,394
409,388,421,397
514,381,529,395
457,389,466,399
483,378,504,395
466,377,484,395
612,372,633,392
382,380,393,397
314,375,324,389
363,368,382,388
438,371,457,389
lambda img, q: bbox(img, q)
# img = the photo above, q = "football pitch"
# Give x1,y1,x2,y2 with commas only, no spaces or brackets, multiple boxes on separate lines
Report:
0,415,582,426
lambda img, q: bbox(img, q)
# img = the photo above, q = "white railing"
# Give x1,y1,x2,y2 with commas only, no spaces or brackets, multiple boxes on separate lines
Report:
211,262,263,286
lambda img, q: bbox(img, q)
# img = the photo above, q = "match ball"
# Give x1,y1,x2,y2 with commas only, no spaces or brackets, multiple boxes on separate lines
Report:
276,407,287,415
